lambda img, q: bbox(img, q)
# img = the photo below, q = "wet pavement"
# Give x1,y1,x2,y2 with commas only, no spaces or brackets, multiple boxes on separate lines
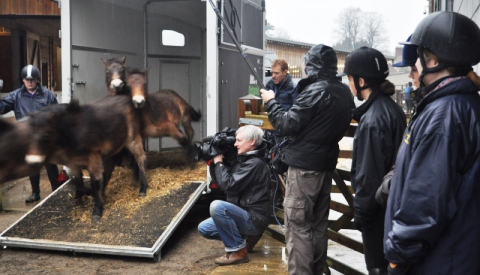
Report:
1,167,58,212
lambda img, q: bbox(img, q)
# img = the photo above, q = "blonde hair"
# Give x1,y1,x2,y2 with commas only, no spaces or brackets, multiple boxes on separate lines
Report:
271,58,289,72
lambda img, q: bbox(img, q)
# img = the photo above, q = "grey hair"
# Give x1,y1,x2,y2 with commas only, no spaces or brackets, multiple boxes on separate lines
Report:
236,125,264,148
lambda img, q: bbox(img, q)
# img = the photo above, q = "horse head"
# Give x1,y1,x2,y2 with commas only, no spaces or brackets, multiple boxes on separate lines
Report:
127,68,148,108
102,56,127,95
24,104,70,166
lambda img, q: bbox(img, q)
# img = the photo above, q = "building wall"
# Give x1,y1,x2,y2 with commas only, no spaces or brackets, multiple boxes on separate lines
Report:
266,39,350,79
266,40,311,79
0,0,60,15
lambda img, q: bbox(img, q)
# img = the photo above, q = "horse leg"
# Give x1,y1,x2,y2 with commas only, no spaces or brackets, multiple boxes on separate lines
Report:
181,118,197,169
68,167,88,201
103,155,117,198
87,155,105,223
126,136,148,197
90,176,104,223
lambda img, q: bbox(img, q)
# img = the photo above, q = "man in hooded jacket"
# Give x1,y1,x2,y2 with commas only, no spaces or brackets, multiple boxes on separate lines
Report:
261,44,355,275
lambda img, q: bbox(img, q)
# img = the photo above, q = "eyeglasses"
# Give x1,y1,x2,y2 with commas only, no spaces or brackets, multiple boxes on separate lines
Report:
24,79,38,83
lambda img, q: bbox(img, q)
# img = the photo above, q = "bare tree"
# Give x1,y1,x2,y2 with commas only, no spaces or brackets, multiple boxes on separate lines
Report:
363,11,389,49
265,22,291,39
265,21,275,37
335,7,362,50
273,27,292,40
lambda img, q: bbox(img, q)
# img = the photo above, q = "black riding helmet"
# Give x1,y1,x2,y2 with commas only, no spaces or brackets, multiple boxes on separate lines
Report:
409,11,480,86
338,46,389,101
21,65,41,80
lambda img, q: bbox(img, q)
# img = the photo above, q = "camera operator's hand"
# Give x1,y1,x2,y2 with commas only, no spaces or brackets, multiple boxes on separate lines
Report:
213,154,224,164
260,89,275,104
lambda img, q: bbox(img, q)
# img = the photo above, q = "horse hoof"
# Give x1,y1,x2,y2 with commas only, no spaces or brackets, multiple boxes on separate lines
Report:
139,192,146,197
92,215,101,223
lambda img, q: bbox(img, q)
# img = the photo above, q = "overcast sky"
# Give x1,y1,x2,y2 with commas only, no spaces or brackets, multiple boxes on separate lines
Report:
265,0,429,54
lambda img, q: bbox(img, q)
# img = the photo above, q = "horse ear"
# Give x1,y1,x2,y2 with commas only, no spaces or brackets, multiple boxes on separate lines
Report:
101,58,107,67
120,56,126,65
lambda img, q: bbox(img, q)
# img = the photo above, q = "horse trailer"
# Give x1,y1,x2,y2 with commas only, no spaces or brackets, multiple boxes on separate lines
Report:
60,0,265,151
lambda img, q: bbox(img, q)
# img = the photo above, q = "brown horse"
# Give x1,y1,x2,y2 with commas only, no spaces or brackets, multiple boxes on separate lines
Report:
0,119,42,185
126,69,202,166
24,97,147,222
102,56,128,96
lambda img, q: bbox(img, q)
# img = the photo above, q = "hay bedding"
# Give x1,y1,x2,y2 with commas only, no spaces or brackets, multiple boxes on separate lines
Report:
2,150,207,248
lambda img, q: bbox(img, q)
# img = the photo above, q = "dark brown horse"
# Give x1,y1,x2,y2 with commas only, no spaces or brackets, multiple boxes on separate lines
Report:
102,56,128,96
0,119,42,185
24,96,147,222
126,69,202,166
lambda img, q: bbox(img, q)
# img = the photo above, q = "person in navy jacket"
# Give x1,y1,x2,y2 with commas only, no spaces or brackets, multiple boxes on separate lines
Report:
0,65,59,203
384,12,480,274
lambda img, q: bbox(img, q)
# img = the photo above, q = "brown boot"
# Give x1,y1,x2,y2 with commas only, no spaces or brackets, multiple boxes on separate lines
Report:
246,234,263,253
214,248,249,266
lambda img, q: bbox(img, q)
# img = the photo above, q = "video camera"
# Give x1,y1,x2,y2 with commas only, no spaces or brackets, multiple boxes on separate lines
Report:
194,127,238,164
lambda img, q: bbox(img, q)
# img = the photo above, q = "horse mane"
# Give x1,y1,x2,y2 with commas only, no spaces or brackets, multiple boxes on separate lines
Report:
128,68,147,77
66,99,82,113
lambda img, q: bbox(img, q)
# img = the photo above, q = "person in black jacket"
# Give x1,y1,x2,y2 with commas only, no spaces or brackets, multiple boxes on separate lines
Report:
384,12,480,275
197,125,272,266
339,47,406,275
261,44,355,275
0,65,59,203
265,58,297,111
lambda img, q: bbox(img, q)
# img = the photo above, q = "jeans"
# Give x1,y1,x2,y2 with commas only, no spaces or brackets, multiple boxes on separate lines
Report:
198,200,263,252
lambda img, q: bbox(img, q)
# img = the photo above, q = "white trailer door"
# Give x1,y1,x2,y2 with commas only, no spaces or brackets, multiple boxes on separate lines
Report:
147,61,193,151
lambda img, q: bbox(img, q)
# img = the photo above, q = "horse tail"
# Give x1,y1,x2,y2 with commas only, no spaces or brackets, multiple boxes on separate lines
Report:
189,105,202,122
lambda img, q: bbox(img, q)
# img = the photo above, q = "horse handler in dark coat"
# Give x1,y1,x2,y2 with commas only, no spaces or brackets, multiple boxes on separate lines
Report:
0,65,59,203
198,125,272,266
384,12,480,274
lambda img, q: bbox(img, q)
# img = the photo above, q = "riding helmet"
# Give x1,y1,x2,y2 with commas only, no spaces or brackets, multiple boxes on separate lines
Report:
21,65,41,80
410,11,480,66
392,35,417,67
339,46,389,80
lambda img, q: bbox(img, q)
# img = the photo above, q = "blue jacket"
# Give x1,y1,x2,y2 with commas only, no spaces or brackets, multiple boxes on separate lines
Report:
0,84,58,120
266,73,297,111
384,77,480,274
404,86,413,101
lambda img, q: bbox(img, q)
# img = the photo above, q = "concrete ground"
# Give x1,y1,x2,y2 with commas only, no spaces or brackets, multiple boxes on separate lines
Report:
0,168,365,275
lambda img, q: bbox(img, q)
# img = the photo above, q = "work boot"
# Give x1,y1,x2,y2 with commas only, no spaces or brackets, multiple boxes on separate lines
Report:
246,234,263,252
214,248,249,266
25,193,40,203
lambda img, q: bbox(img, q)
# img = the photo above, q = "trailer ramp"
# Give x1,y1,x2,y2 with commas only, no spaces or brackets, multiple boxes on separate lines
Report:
0,180,205,262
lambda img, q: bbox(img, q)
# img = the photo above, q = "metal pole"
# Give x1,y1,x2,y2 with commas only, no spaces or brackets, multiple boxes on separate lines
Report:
207,0,265,89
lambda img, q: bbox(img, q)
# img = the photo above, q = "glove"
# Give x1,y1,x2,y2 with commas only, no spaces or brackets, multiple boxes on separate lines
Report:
388,262,410,275
354,213,368,232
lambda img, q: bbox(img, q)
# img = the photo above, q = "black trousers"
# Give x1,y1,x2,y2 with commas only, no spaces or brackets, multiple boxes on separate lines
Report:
361,206,389,272
29,163,59,194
